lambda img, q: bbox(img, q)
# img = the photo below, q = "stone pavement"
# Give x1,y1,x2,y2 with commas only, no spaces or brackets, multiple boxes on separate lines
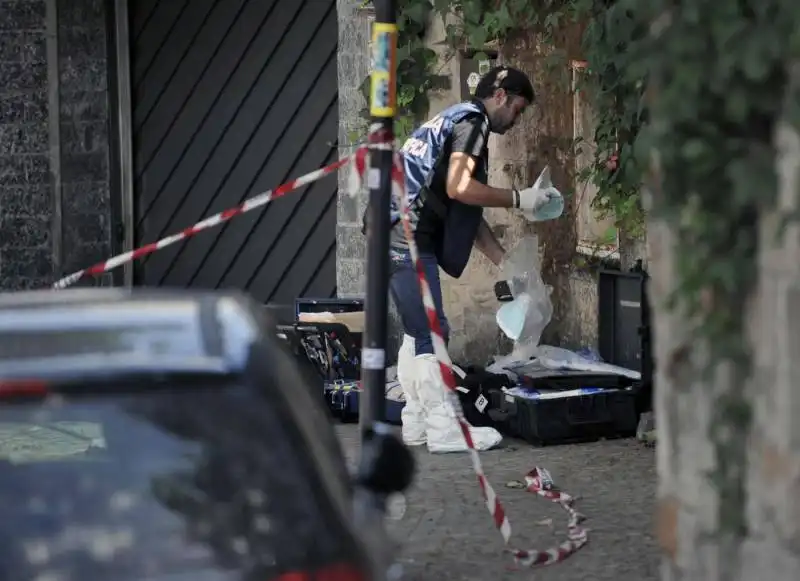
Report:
336,425,659,581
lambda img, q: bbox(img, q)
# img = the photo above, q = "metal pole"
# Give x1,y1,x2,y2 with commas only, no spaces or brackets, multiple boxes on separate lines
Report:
352,3,405,579
111,0,136,288
360,0,397,432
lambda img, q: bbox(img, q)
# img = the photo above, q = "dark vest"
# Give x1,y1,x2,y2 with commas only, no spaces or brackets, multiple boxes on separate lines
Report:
394,102,488,278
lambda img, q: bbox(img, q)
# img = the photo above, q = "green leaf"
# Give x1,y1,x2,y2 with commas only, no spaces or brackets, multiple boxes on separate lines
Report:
396,43,412,62
681,139,707,161
495,3,514,30
724,89,750,123
544,11,560,32
420,47,438,64
468,26,487,49
570,0,594,18
403,1,429,25
742,39,774,82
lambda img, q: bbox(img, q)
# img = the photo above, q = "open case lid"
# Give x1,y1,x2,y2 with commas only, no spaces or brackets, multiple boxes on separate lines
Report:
597,264,652,384
295,297,365,335
297,311,365,334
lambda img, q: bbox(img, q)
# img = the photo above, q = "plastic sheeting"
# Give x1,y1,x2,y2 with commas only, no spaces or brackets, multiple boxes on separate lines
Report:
492,237,641,381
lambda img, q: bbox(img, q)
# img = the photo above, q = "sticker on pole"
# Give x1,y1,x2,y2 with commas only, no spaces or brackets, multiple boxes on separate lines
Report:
369,22,398,117
467,72,480,95
361,347,385,370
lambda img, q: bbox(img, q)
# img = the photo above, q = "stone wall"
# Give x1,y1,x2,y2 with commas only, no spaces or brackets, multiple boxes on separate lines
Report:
422,15,514,363
335,0,370,298
1,0,52,289
0,0,113,291
334,0,403,361
437,25,604,361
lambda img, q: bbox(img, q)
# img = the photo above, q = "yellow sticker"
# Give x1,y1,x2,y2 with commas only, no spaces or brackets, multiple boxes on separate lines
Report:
369,23,398,117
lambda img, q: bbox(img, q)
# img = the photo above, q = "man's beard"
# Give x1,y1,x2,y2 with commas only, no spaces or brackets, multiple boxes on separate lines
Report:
490,113,514,135
492,120,513,134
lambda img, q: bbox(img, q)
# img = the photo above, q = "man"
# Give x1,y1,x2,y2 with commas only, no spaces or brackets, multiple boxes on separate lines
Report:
389,66,560,453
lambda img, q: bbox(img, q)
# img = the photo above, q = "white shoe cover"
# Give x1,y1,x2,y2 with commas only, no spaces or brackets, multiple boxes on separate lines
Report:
414,354,502,453
397,335,426,446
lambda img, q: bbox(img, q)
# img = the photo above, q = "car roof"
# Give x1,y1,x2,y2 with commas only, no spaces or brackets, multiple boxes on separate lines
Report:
0,288,267,382
0,287,246,309
0,289,360,531
0,289,372,579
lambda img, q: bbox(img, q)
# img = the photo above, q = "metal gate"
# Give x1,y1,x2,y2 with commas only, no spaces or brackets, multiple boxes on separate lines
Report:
129,0,339,302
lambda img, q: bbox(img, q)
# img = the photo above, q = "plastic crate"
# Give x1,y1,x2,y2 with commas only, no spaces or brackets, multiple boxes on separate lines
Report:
494,383,639,446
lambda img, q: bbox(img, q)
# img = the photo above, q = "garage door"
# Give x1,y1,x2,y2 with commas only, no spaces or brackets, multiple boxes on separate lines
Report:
130,0,339,302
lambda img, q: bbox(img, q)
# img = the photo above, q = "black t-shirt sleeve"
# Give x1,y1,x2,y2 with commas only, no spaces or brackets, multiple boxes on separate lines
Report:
449,114,489,159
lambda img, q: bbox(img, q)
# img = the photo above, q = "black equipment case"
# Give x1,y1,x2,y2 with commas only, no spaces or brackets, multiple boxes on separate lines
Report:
276,298,404,424
492,261,653,445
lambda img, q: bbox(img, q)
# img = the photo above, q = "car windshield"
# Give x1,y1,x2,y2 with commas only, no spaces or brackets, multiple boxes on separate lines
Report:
0,383,360,581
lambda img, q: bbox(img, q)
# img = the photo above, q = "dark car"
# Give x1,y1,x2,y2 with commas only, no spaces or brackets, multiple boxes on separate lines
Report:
0,289,395,581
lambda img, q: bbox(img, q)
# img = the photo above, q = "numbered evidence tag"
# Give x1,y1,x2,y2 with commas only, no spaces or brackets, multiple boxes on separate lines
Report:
474,394,489,414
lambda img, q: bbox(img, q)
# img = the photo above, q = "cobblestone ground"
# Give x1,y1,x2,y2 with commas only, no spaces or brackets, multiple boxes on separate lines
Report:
336,425,659,581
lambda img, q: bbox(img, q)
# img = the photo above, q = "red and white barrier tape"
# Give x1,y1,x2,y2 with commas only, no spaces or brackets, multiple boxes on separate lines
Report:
52,149,365,289
349,146,588,568
516,467,588,566
51,130,588,567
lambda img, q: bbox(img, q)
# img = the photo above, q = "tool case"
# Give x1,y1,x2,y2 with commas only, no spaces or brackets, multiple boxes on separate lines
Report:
492,262,652,445
279,298,404,424
275,323,330,397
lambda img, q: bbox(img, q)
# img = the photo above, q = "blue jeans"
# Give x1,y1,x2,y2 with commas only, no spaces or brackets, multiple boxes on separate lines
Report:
389,248,449,356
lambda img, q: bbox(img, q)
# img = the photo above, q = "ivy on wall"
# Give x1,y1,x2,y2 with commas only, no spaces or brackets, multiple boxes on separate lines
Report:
362,0,799,368
622,0,798,539
357,0,800,541
360,0,647,236
576,2,647,239
356,0,446,138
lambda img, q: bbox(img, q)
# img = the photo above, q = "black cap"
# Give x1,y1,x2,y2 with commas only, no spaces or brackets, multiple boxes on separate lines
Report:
474,66,535,103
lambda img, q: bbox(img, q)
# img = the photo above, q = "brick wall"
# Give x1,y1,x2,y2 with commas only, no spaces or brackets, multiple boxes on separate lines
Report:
332,11,636,363
0,0,113,290
0,0,51,289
